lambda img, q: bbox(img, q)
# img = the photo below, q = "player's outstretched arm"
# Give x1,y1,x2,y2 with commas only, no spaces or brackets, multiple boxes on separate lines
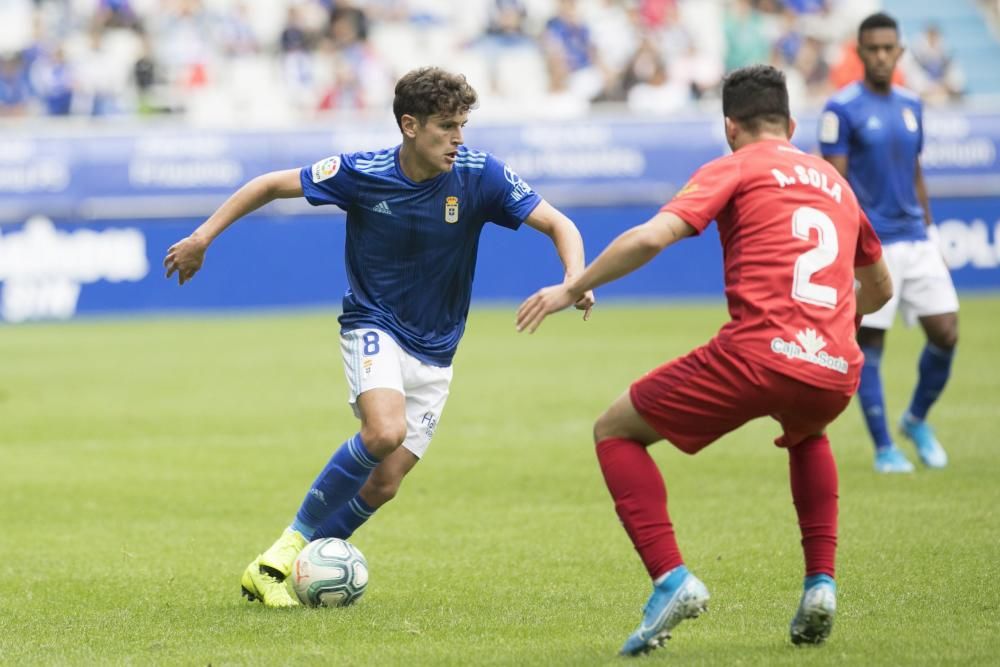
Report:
523,200,595,320
855,257,893,314
164,169,303,285
516,211,694,333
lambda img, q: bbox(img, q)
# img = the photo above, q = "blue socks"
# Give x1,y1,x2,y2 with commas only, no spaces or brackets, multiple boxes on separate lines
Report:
804,573,835,590
291,433,379,539
653,564,688,588
907,343,955,421
313,495,377,540
860,342,955,451
858,345,893,450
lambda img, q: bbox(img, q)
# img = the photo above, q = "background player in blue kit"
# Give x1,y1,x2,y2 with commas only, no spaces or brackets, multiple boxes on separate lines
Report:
163,66,595,607
820,13,958,474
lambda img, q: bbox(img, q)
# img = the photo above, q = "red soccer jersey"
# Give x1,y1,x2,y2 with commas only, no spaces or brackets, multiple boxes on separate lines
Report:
662,139,883,393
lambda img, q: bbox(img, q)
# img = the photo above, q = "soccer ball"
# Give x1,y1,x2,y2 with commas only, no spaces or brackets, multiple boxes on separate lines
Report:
291,538,369,607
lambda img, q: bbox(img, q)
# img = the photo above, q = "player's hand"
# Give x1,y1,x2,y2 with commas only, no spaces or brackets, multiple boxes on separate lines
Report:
516,283,578,333
574,289,595,321
164,234,208,285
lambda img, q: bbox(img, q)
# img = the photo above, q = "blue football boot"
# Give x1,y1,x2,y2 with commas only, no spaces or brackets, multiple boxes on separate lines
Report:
899,415,948,468
790,574,836,645
874,445,915,473
620,566,709,656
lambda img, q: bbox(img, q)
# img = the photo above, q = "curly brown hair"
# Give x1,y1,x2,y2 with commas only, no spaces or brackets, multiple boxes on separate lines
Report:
392,67,478,129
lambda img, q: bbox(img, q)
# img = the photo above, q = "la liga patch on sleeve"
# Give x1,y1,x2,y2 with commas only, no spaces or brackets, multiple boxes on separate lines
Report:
311,156,341,183
819,111,840,144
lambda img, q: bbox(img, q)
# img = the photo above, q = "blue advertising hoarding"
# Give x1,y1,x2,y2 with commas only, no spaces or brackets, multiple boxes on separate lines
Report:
1,112,998,322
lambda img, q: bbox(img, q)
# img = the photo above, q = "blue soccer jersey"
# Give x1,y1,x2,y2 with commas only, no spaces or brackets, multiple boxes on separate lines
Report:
819,82,926,244
300,145,542,367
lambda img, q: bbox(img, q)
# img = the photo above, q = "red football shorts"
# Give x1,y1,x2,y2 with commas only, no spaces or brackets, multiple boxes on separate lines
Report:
629,339,854,453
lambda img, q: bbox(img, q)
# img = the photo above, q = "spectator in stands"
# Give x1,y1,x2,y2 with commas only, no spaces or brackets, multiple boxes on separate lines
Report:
539,40,591,118
329,7,369,65
69,26,128,116
782,33,831,112
637,0,678,29
586,0,642,81
653,2,691,62
31,46,74,116
670,41,724,101
155,0,213,92
623,35,690,114
774,7,805,66
0,53,31,116
316,6,391,112
542,0,609,102
481,0,532,48
723,0,770,72
217,1,259,58
133,29,160,115
471,0,540,98
4,0,963,119
96,0,140,31
783,0,827,14
795,35,832,102
280,5,310,54
318,50,366,111
909,23,965,103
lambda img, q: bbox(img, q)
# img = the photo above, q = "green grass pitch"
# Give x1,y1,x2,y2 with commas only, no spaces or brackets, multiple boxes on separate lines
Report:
2,297,998,665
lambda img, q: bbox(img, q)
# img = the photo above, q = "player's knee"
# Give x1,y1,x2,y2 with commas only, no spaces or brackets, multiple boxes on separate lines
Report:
930,327,958,350
592,411,616,444
857,327,885,350
360,424,407,457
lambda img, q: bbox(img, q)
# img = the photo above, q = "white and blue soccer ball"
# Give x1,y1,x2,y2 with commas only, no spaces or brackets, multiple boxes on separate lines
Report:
291,538,369,607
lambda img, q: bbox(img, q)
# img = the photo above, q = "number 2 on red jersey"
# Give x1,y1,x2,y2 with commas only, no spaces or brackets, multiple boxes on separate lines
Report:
791,206,839,309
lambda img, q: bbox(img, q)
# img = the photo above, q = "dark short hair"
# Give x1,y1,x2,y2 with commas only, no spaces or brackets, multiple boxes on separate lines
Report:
392,67,478,129
858,12,898,42
721,64,790,134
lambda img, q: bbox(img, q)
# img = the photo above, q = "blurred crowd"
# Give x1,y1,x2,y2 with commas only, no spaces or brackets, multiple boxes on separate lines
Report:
0,0,970,124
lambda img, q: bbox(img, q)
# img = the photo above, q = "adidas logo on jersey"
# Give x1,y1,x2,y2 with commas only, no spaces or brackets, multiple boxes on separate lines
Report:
372,200,393,215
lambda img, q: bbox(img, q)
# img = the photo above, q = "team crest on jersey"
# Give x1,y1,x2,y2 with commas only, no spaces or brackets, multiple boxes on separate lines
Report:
444,196,459,223
311,156,340,183
901,107,919,133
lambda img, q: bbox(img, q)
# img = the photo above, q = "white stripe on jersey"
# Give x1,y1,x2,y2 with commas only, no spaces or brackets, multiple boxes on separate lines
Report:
356,153,394,169
832,82,862,105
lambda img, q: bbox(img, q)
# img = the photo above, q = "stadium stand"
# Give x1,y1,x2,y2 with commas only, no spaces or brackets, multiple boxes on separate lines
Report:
883,0,1000,99
1,0,997,125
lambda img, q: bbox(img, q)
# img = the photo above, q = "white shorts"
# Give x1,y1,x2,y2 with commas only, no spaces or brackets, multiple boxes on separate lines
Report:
861,239,960,330
340,328,452,459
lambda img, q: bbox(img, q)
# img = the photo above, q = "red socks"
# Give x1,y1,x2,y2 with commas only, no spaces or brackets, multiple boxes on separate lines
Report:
596,438,683,579
788,434,839,578
597,433,839,582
